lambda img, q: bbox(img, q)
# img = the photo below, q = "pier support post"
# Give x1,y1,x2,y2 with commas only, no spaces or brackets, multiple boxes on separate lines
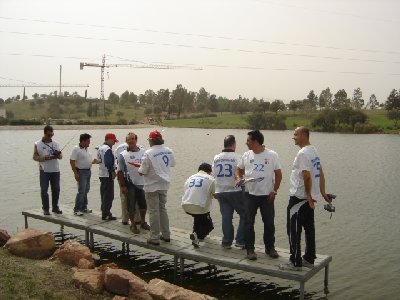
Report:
24,215,28,229
89,232,94,249
324,264,330,295
85,230,89,247
174,255,178,280
299,281,305,300
179,257,185,279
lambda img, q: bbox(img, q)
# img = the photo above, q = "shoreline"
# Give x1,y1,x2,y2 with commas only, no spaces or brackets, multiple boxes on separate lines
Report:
0,124,157,130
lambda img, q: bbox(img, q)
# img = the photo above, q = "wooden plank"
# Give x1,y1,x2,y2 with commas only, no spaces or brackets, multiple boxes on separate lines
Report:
21,206,332,284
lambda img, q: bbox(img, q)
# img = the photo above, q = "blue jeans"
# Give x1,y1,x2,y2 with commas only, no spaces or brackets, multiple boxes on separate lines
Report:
244,192,275,251
217,191,246,246
40,170,60,211
74,169,91,212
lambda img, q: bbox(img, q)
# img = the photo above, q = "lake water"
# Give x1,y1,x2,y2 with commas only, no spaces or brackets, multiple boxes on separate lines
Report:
0,127,399,299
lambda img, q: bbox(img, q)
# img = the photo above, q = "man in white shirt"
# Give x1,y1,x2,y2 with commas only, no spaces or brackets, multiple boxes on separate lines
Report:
236,130,282,260
213,135,245,249
98,133,118,220
117,132,150,234
279,127,332,271
115,140,129,224
33,125,63,215
138,130,176,246
70,133,95,216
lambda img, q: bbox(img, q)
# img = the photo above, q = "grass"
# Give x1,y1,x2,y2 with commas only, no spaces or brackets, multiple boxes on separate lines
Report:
0,247,113,300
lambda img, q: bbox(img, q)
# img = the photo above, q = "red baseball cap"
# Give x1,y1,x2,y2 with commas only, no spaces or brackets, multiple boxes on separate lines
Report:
148,130,162,140
105,133,119,142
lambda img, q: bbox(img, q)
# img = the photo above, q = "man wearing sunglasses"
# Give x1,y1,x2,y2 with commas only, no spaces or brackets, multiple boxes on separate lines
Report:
33,125,63,215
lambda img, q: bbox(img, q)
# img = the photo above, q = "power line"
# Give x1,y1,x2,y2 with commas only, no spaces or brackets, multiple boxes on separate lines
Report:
1,30,399,66
1,16,399,56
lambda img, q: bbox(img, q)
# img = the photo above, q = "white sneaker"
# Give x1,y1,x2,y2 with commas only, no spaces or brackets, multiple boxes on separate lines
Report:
279,262,302,271
234,243,245,249
190,232,199,248
302,258,314,268
74,211,83,216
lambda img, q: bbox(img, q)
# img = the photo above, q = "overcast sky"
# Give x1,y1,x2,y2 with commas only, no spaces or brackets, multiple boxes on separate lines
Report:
0,0,399,103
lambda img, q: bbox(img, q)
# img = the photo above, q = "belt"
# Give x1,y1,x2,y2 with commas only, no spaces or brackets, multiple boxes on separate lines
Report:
76,168,91,171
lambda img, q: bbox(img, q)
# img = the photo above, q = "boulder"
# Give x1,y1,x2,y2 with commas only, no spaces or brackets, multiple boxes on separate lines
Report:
78,258,95,269
148,279,216,300
4,228,55,259
0,229,11,246
112,296,129,300
73,268,103,294
52,240,94,267
104,268,147,296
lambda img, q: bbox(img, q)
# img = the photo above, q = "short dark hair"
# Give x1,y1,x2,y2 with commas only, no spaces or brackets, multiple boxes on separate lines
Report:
298,127,310,138
44,125,53,134
198,162,212,173
150,138,164,145
247,130,264,145
224,135,236,148
79,133,92,142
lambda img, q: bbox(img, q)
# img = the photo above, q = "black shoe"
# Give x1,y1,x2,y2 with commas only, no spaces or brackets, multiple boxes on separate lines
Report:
122,221,129,225
147,239,160,246
160,235,171,242
52,208,63,214
265,247,279,258
102,215,117,220
82,208,92,213
43,210,50,215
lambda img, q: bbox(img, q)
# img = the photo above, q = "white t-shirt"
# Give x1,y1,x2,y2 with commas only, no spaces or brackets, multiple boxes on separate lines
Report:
289,145,321,200
237,149,281,196
182,171,215,214
213,151,242,193
70,145,92,169
35,139,61,172
138,145,176,193
115,143,128,164
118,148,146,186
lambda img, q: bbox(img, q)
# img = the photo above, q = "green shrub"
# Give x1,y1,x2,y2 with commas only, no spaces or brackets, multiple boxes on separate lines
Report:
353,123,380,133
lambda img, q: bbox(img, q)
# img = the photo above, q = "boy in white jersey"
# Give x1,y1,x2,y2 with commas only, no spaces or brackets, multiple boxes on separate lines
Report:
279,127,332,271
33,125,63,215
236,130,282,260
182,163,215,248
117,132,150,234
138,130,176,246
213,135,245,249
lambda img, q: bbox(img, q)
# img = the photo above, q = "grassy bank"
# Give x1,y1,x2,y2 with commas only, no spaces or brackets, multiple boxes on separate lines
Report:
0,247,113,300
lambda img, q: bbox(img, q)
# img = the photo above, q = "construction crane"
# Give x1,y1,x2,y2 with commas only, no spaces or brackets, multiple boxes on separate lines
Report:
80,54,202,116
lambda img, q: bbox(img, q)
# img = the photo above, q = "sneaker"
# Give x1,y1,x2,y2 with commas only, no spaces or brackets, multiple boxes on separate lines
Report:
279,262,302,271
160,235,171,242
147,239,160,246
246,250,257,260
43,210,50,215
130,225,140,234
52,208,63,214
82,208,92,213
190,232,199,248
234,243,245,249
102,215,117,221
74,211,84,216
221,244,232,249
140,222,151,230
302,258,314,268
265,247,279,258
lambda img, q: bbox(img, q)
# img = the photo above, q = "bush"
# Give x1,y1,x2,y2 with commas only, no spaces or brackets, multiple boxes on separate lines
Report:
116,118,128,125
0,117,7,125
353,123,380,133
9,119,43,125
129,119,139,125
246,113,287,130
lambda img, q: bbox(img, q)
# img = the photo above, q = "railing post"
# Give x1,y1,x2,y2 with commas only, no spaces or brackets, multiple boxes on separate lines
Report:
324,264,330,295
299,281,305,300
24,215,28,229
174,255,178,281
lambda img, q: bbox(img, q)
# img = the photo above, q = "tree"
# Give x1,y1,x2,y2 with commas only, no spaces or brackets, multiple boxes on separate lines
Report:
319,87,332,109
128,92,138,106
144,89,156,106
32,93,39,100
208,94,218,112
366,94,379,109
385,89,399,110
270,99,286,114
108,92,120,105
332,89,350,109
196,87,209,112
351,87,364,109
144,107,152,116
170,84,187,117
259,100,270,113
120,90,130,104
155,89,170,111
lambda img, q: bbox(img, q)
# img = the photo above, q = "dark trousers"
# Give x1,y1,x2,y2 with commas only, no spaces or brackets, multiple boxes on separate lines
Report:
287,196,316,267
100,176,114,217
187,212,214,239
40,170,60,211
244,193,275,251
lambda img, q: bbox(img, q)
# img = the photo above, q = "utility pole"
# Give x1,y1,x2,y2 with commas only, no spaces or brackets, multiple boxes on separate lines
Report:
59,65,62,97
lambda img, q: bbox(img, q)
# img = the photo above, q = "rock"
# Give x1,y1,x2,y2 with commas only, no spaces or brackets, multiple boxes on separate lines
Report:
148,279,216,300
73,268,103,294
0,229,11,246
112,296,129,300
104,268,146,296
4,228,55,259
52,240,94,267
98,262,119,274
78,258,95,269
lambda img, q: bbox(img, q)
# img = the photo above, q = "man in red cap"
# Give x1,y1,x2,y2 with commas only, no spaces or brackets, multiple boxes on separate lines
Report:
138,130,176,245
97,133,118,220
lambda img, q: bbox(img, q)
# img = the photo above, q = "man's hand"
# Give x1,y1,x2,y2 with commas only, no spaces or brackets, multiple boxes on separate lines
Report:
267,192,276,203
235,178,245,187
74,172,80,181
308,198,317,209
45,155,54,160
92,158,99,164
120,185,128,194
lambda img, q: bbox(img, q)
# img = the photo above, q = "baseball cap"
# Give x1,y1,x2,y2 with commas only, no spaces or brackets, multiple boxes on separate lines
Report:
148,130,162,140
105,133,119,142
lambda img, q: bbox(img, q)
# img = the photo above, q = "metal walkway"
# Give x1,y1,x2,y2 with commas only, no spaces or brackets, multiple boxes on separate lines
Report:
22,207,331,300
